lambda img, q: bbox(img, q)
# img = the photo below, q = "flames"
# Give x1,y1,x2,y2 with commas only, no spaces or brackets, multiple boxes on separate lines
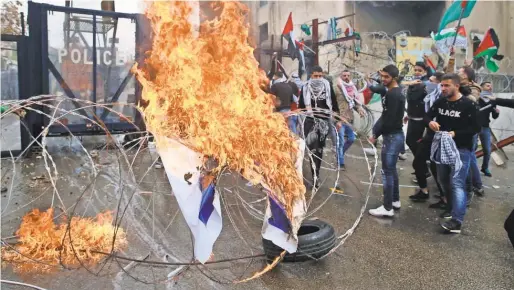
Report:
133,1,305,214
1,208,126,273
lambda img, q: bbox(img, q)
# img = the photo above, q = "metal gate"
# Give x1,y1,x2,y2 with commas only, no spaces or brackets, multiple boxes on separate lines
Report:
1,34,31,158
28,2,144,136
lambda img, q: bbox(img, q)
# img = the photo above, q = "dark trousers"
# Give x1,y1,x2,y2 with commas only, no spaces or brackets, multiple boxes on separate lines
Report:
412,135,443,193
406,119,426,155
505,209,514,248
303,118,329,180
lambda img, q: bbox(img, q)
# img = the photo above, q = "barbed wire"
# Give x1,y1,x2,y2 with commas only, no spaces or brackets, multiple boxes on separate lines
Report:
0,96,378,287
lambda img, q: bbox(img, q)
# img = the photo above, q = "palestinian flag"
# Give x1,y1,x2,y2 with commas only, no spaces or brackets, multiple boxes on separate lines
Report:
282,12,297,60
474,28,504,72
432,26,467,54
438,0,476,32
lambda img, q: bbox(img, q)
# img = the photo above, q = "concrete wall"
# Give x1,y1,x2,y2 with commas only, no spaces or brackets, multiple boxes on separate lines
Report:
246,0,514,78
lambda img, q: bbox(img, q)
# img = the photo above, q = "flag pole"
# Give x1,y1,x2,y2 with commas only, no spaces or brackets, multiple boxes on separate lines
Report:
450,7,465,53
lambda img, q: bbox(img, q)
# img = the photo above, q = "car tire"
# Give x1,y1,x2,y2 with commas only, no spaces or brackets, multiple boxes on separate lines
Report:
262,219,336,263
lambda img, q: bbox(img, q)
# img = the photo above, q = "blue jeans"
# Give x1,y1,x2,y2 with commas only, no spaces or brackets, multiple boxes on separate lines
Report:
381,132,405,211
279,109,297,134
466,134,482,189
437,149,472,223
479,127,492,171
337,124,355,166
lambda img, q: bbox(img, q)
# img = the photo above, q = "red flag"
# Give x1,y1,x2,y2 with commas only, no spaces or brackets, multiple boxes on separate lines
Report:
282,12,297,60
282,12,294,35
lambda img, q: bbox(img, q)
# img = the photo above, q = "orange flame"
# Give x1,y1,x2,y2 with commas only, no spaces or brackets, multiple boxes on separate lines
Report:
1,208,126,273
133,1,305,215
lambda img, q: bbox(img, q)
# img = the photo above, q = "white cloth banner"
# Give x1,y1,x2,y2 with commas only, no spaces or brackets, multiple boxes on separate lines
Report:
261,138,307,253
157,137,222,264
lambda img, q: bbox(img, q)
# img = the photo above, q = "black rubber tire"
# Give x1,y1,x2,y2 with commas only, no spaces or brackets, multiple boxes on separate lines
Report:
262,219,336,262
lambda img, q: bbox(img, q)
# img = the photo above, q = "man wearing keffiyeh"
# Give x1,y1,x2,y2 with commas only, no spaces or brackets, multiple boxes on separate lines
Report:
299,66,340,188
426,73,480,234
332,70,366,170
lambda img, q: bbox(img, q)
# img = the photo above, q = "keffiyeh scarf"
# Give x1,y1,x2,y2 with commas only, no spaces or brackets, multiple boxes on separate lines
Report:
304,78,332,111
431,131,462,178
337,77,359,110
424,82,442,112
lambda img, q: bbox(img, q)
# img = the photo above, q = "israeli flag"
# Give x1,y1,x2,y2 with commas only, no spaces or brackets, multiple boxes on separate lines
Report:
261,139,307,253
157,137,222,263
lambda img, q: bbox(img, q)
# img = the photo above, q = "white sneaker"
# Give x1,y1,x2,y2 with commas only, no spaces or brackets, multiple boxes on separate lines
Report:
398,153,408,160
392,201,401,210
369,205,394,217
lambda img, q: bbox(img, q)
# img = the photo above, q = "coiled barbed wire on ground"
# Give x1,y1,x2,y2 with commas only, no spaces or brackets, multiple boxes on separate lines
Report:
0,96,378,288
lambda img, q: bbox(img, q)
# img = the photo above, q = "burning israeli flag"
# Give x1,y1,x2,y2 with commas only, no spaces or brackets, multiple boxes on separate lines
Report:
157,138,222,264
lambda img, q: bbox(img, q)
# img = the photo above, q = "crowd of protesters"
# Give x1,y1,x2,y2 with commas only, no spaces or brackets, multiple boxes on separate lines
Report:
267,56,514,245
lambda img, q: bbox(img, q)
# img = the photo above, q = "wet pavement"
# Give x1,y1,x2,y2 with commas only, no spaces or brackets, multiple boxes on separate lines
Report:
1,137,513,289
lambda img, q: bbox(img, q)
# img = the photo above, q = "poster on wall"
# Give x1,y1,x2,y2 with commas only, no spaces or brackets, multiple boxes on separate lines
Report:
395,35,435,79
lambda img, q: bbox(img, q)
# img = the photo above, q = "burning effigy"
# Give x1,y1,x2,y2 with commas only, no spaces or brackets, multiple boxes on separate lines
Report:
132,1,307,263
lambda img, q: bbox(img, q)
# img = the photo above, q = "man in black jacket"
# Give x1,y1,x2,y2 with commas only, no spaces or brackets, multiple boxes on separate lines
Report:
299,65,340,188
477,82,499,177
406,62,429,156
368,65,406,217
427,73,481,233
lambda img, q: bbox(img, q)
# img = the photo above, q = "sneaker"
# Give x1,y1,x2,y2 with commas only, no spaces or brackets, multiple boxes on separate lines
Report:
467,190,475,206
155,162,163,169
439,210,452,219
474,187,485,197
411,178,418,184
339,164,346,171
369,205,394,217
392,201,401,210
398,153,408,160
441,219,462,234
409,190,429,201
429,200,447,209
481,168,492,177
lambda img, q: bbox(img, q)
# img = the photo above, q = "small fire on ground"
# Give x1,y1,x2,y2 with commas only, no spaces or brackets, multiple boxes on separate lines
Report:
1,208,127,273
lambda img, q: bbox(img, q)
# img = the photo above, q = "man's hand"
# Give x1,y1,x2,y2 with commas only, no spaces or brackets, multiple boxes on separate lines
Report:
357,107,366,118
403,116,409,124
336,121,343,130
495,108,500,114
448,131,455,138
429,121,440,132
369,136,376,144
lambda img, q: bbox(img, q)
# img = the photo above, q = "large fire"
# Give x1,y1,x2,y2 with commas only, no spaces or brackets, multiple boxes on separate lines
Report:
1,208,126,273
133,1,305,215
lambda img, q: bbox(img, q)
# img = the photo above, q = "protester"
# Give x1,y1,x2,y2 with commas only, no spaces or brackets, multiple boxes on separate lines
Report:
270,71,296,133
477,82,499,177
410,72,445,202
426,73,480,233
299,65,340,188
459,67,484,198
368,65,406,217
406,62,429,154
333,70,366,170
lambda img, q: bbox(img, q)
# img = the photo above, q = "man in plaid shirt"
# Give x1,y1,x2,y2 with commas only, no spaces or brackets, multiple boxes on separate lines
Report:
425,73,480,234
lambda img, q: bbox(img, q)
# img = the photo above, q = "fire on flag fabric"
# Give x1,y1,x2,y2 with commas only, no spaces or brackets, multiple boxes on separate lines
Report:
282,12,297,60
474,28,504,72
432,26,468,55
158,138,223,264
438,0,476,32
261,139,306,253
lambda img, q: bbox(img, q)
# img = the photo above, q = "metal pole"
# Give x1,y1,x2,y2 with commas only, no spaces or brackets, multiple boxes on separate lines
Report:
450,7,465,53
312,18,319,65
20,12,25,35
